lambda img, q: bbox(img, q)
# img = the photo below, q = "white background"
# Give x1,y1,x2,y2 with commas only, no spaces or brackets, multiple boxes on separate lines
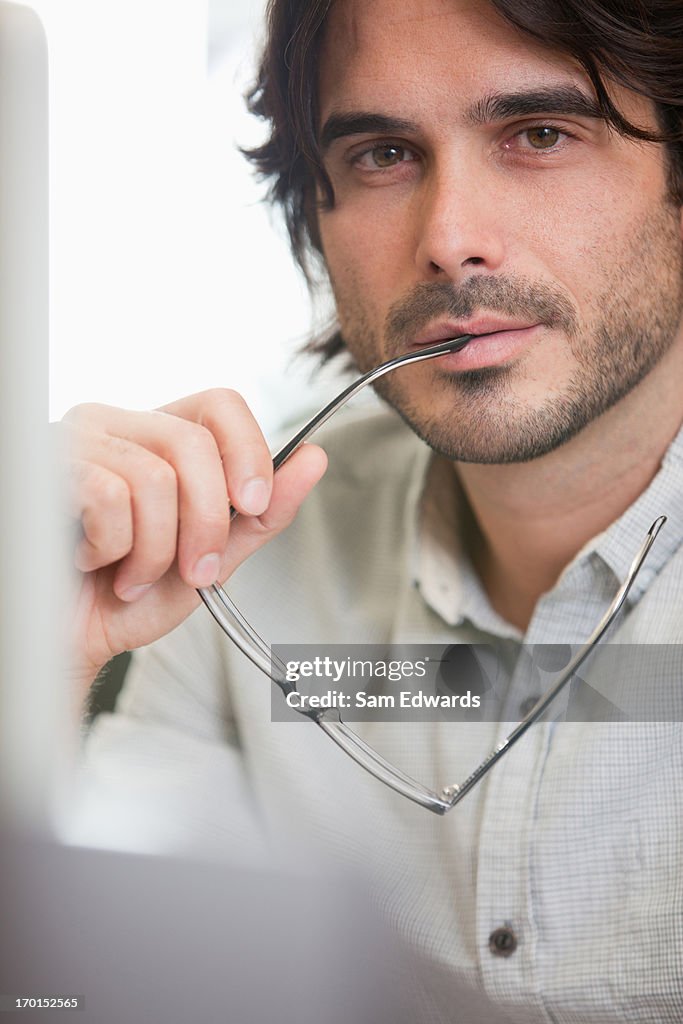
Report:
35,0,338,435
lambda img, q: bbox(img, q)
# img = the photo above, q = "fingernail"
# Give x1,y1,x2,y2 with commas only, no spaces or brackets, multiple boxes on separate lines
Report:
191,552,221,587
119,583,153,602
240,477,269,515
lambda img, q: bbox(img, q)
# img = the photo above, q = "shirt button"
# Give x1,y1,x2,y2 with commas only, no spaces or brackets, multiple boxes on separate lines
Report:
489,926,518,957
519,695,540,718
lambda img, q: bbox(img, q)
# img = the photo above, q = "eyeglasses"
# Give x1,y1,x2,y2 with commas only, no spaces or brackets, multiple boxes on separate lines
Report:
197,335,667,814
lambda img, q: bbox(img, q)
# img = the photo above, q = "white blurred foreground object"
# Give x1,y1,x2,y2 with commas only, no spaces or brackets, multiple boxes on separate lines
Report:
0,16,413,1024
0,2,71,836
0,838,415,1024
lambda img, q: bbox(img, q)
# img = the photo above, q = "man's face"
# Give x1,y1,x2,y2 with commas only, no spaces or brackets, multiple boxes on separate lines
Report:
316,0,683,463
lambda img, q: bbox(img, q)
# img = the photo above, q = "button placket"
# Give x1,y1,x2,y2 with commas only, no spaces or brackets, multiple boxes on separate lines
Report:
474,609,561,1008
475,724,550,1002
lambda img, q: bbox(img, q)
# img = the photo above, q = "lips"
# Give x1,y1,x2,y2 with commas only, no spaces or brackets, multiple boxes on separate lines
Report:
413,318,540,347
408,318,545,373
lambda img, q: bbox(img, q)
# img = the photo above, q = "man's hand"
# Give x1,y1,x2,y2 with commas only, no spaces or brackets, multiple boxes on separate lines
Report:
62,389,327,692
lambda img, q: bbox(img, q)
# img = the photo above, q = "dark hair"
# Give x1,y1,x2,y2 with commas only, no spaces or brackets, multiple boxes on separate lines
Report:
245,0,683,361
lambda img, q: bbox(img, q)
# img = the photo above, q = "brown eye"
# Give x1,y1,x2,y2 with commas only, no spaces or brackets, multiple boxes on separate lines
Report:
526,127,560,149
371,144,406,167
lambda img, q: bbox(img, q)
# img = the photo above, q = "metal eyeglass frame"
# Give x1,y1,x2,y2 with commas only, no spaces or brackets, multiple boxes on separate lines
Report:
197,334,667,814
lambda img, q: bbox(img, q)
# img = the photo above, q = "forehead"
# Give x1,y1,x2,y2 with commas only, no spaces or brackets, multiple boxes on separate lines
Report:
319,0,586,116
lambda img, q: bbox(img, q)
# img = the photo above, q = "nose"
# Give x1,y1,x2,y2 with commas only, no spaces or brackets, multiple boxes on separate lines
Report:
414,158,507,283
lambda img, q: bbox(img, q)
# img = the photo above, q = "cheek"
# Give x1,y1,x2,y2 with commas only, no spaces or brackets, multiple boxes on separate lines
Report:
505,180,633,314
319,203,415,307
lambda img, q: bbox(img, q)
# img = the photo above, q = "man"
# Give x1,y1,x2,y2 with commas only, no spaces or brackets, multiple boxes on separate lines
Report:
66,1,683,1020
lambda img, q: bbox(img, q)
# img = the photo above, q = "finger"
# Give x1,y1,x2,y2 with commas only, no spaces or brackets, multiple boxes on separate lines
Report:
68,430,180,600
218,443,328,576
159,389,274,517
71,402,245,587
69,460,133,572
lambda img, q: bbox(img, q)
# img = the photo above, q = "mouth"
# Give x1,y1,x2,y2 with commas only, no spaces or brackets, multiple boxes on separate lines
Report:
411,318,543,371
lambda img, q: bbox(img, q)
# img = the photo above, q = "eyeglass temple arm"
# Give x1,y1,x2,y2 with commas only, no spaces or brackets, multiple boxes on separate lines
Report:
271,334,475,471
440,514,667,809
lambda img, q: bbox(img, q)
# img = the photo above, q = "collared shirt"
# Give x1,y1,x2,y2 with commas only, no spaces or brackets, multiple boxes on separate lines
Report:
77,407,683,1023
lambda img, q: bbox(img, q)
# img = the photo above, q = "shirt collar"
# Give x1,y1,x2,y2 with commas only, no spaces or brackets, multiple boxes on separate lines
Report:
586,426,683,602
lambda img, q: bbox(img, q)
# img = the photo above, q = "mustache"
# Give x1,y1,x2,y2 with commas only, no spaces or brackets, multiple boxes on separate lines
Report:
385,277,578,350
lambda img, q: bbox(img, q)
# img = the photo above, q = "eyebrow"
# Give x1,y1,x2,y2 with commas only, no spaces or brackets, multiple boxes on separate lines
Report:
320,113,420,152
319,86,604,151
465,86,605,125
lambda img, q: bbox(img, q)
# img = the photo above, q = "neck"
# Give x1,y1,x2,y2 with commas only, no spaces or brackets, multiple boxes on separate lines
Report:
454,345,683,632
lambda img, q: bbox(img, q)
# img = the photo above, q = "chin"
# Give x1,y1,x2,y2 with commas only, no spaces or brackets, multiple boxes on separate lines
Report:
378,374,604,465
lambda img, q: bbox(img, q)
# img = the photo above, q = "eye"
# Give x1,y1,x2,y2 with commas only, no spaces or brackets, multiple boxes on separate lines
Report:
524,126,561,150
370,144,407,167
353,143,418,170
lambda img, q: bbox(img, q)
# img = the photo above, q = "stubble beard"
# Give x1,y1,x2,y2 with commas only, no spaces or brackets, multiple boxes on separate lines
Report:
329,202,683,465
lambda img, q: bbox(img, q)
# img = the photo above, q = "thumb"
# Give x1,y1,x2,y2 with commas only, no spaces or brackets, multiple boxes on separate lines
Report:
218,443,327,577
